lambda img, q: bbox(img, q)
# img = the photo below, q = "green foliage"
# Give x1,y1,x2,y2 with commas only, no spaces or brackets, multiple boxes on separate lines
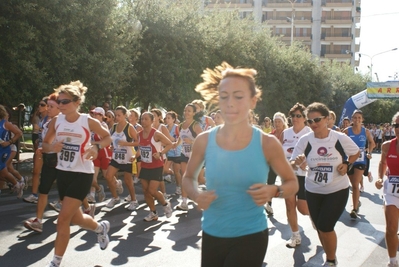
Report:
2,0,389,123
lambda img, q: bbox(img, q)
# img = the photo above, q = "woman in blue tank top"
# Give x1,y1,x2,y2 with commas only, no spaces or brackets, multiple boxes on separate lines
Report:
182,62,299,267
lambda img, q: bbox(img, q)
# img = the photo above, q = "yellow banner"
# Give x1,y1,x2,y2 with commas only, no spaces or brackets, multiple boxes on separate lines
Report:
367,82,399,99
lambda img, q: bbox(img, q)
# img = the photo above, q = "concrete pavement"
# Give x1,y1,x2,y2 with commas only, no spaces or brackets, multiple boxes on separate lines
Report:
0,152,393,266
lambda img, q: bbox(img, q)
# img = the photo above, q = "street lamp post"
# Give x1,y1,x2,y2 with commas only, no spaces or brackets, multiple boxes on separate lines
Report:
359,48,398,81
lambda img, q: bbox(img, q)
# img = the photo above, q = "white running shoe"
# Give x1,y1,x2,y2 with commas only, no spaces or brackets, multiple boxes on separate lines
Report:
163,174,172,183
163,202,173,218
286,234,301,248
323,258,338,266
368,173,374,183
23,176,29,190
23,194,38,204
46,261,60,267
106,197,120,208
49,201,62,212
127,200,139,211
388,261,399,267
176,202,189,211
163,193,171,200
360,186,364,192
133,176,140,184
87,194,96,203
124,195,132,202
97,220,110,250
116,179,124,195
15,181,24,199
97,185,106,202
24,218,43,233
265,203,274,216
175,186,182,195
144,211,158,222
83,204,96,218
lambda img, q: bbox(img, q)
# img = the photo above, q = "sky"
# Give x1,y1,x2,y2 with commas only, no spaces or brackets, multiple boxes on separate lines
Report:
357,0,399,82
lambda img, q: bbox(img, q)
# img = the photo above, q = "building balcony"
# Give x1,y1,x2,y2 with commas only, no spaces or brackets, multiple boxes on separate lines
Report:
324,36,352,41
323,19,352,24
281,36,312,42
322,53,352,59
266,2,312,8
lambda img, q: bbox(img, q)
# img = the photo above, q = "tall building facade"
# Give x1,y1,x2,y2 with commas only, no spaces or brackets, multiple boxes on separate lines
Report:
205,0,360,66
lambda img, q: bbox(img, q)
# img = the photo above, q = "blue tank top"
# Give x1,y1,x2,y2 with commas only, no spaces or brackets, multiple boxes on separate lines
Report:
348,127,367,165
0,119,11,158
203,126,269,238
166,124,182,157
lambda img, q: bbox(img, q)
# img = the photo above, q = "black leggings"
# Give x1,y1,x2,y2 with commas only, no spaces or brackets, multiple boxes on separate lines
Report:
306,187,349,232
201,229,269,267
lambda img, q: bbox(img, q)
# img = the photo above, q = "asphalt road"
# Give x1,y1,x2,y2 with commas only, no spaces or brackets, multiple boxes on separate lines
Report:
0,152,392,267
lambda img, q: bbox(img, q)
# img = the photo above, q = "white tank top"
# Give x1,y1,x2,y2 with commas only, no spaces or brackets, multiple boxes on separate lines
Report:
111,123,134,164
180,122,196,158
55,114,94,173
282,126,311,176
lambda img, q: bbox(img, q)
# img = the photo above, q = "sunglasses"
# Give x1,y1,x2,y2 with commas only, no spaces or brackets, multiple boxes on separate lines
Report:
39,103,47,107
291,114,303,119
392,123,399,128
56,99,73,105
307,116,326,124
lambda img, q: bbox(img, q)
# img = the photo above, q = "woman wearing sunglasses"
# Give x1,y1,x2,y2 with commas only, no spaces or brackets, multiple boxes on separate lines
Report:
375,112,399,267
290,102,360,267
281,103,311,249
342,109,375,220
183,62,298,267
42,81,112,267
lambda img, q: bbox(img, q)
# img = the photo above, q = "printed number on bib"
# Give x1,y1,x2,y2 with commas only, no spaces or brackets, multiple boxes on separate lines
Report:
59,150,76,162
114,153,125,160
140,146,152,163
183,144,191,154
388,176,399,195
356,149,365,162
309,165,333,185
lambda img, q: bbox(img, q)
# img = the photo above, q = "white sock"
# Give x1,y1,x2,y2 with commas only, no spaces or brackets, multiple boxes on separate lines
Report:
293,231,300,236
389,257,397,264
182,197,187,204
94,222,103,234
52,255,62,266
37,218,42,223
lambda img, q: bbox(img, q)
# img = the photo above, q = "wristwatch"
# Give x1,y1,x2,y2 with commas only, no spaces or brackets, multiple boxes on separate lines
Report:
274,186,283,198
343,161,353,170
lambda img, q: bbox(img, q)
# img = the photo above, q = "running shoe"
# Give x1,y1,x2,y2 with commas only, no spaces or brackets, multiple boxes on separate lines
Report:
106,197,120,208
163,193,171,200
175,186,182,195
97,220,110,250
124,195,131,202
388,261,399,267
359,186,364,192
323,259,338,266
163,202,173,218
163,174,172,183
127,200,139,211
24,218,43,233
15,181,24,199
23,194,38,204
265,203,274,216
176,202,189,211
83,204,96,218
116,179,123,195
133,176,140,184
368,173,374,183
46,261,60,267
97,185,106,202
49,201,62,212
350,209,358,220
286,233,301,248
144,211,158,222
23,176,29,190
87,194,96,203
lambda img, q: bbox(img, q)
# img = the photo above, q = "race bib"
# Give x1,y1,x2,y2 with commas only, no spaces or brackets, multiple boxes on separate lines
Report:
356,148,365,162
113,148,127,162
183,144,191,154
387,175,399,195
140,146,152,163
308,165,333,186
59,143,79,169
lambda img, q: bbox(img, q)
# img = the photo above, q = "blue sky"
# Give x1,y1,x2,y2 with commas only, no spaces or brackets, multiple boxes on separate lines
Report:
357,0,399,81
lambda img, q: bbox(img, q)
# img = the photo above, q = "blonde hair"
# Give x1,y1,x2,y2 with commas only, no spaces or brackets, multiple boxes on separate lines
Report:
195,62,262,110
54,80,88,104
273,112,288,129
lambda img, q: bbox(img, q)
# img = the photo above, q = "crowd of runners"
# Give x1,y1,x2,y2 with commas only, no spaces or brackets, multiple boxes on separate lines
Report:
0,63,398,267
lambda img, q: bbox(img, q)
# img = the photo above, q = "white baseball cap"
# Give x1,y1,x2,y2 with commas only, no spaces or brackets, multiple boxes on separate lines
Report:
90,107,105,116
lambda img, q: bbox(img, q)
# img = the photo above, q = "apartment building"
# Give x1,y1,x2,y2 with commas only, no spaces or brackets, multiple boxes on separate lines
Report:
205,0,361,66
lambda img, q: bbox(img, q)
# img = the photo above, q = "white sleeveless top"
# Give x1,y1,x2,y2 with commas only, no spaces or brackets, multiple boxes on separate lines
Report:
180,122,196,158
111,123,134,164
282,126,311,176
55,114,94,173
